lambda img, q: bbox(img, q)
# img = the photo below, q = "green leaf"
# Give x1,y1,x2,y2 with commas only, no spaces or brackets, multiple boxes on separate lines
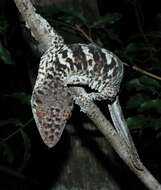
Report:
0,43,13,65
139,76,161,89
139,99,161,114
126,94,148,109
91,13,122,28
2,143,14,164
127,115,147,129
39,6,88,25
125,78,145,92
0,16,8,33
61,10,88,25
126,77,161,94
125,42,145,54
149,118,161,129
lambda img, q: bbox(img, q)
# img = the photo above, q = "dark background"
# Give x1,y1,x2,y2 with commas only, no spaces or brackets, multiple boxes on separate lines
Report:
0,0,161,189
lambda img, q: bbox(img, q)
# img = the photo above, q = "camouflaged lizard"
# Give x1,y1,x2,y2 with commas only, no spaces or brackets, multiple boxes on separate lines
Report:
31,26,131,148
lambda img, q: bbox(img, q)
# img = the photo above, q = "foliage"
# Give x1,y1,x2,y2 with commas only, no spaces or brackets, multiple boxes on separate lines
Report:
0,92,32,168
0,16,8,33
0,16,13,64
125,76,161,130
0,43,13,64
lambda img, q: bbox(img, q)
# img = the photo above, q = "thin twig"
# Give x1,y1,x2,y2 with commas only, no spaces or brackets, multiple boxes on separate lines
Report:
0,118,33,143
123,62,161,81
73,24,161,82
74,24,94,43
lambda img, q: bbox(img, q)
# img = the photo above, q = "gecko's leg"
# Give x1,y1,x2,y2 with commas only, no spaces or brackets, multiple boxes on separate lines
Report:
86,92,114,102
68,86,93,114
66,76,117,102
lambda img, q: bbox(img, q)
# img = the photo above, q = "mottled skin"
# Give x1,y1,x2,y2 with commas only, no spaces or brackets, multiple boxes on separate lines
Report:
31,30,124,147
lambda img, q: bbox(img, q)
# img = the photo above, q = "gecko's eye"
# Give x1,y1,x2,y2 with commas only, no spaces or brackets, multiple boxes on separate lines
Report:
67,84,98,93
84,85,98,93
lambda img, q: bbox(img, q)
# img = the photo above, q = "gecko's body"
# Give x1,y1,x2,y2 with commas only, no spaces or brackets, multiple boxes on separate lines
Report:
31,41,124,147
38,43,123,99
31,24,125,148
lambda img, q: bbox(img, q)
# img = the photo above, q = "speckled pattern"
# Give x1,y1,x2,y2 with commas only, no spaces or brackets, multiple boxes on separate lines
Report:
31,30,124,147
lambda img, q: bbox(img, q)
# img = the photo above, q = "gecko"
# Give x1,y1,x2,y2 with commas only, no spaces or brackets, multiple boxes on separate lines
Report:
31,23,131,149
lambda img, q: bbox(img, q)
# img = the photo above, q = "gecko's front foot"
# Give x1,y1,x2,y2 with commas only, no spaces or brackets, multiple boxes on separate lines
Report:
86,92,116,103
69,87,93,113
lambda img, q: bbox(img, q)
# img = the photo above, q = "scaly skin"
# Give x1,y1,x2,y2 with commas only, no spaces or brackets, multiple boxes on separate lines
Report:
30,13,125,149
31,41,124,147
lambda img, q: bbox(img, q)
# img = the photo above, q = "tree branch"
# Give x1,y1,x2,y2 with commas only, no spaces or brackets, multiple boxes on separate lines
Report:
13,0,161,189
70,87,161,190
14,0,57,53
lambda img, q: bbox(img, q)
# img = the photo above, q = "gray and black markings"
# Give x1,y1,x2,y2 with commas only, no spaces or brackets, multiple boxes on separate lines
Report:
31,34,124,147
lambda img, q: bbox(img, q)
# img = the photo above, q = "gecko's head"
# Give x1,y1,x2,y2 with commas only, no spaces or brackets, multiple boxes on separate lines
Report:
31,85,73,148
